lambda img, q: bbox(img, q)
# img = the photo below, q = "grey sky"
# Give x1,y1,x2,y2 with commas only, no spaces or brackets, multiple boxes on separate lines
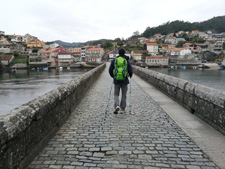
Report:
1,0,225,42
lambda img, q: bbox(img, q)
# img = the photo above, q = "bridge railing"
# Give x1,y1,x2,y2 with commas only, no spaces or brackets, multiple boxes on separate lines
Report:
133,65,225,136
0,63,106,169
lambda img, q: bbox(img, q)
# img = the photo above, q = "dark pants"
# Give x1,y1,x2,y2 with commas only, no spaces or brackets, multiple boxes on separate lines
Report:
114,84,128,110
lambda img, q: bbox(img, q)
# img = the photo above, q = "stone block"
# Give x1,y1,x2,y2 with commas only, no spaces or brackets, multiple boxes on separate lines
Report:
195,85,225,108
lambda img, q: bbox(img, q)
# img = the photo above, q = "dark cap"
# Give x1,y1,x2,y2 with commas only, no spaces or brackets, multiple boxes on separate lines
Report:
118,48,125,56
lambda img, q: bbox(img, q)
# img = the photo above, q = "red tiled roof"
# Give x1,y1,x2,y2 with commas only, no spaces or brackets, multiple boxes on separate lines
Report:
133,50,148,54
172,48,186,52
87,48,103,51
1,55,14,61
146,42,158,46
41,48,68,54
146,56,168,59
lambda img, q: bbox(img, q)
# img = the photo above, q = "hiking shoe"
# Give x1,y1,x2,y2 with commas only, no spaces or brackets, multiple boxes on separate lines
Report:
120,109,125,114
114,106,120,114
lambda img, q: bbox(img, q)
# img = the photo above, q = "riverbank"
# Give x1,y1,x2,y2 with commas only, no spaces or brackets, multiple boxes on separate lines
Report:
0,62,102,70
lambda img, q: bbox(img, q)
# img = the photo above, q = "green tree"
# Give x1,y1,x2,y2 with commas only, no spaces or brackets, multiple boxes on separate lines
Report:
223,42,225,50
117,41,124,47
102,40,113,49
13,51,19,57
114,38,121,42
176,41,186,48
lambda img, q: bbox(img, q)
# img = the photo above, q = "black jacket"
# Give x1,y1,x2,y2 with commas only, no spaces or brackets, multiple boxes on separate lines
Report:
109,55,133,85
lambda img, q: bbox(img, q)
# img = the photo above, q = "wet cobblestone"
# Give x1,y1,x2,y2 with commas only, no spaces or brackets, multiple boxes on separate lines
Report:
28,66,218,169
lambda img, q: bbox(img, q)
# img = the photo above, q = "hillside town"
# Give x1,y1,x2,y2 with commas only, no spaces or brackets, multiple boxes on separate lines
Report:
0,30,225,69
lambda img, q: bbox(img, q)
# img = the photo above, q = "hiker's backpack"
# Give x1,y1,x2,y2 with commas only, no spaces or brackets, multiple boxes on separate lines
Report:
113,56,128,81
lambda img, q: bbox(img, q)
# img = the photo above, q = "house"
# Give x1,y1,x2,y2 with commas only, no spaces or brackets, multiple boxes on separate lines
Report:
27,40,45,48
45,42,59,49
164,37,176,44
191,30,199,35
0,37,9,45
145,56,168,66
80,47,88,61
58,53,74,66
0,45,11,53
24,34,38,41
11,35,27,43
161,44,175,53
0,31,5,35
86,47,104,63
211,33,225,42
183,43,201,54
154,34,162,40
145,42,158,55
69,48,81,62
175,38,186,44
12,43,26,53
108,50,118,60
207,40,223,54
39,48,68,66
0,54,14,65
131,50,148,61
138,37,149,44
171,48,191,56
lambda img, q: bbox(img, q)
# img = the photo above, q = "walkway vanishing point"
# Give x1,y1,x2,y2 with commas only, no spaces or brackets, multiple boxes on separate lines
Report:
28,63,225,169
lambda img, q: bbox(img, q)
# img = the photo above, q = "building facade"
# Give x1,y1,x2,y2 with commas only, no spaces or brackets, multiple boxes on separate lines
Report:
145,56,168,66
145,42,158,55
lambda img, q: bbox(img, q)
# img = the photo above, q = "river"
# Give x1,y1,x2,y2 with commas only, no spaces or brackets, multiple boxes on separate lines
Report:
151,67,225,92
0,68,90,115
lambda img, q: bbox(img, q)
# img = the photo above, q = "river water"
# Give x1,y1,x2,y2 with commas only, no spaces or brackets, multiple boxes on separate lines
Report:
0,68,90,115
151,68,225,92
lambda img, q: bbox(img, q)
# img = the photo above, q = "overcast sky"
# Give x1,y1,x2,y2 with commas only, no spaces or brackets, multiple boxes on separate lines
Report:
1,0,225,43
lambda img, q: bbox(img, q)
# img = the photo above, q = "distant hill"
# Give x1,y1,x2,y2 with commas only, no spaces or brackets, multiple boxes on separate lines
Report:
83,39,109,46
51,40,82,48
49,39,110,48
142,15,225,38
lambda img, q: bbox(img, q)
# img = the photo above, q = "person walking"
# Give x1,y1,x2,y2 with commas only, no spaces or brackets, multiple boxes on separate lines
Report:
109,48,133,114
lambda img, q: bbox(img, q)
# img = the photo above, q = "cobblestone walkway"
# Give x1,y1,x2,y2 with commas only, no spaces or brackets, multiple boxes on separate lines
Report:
28,66,218,169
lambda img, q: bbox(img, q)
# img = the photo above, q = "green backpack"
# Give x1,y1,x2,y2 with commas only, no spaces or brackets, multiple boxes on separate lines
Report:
113,56,128,81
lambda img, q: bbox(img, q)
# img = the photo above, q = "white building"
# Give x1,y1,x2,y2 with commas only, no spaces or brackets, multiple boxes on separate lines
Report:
131,50,148,61
45,43,59,49
145,56,168,66
164,37,176,44
145,42,158,55
58,54,74,66
86,47,104,63
0,45,11,53
171,48,192,56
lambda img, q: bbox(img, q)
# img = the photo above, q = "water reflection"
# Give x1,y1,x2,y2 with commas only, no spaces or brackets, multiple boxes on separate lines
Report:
0,68,90,115
151,68,225,92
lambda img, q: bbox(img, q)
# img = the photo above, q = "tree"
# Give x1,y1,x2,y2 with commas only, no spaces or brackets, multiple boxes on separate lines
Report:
102,40,113,49
114,38,121,42
13,51,19,57
133,30,140,37
117,41,124,47
176,41,186,48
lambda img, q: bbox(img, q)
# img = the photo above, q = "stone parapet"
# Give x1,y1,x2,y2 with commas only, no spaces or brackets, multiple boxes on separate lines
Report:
0,63,106,169
133,65,225,135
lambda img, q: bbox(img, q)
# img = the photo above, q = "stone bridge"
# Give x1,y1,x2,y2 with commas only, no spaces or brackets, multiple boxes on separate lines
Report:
1,63,225,169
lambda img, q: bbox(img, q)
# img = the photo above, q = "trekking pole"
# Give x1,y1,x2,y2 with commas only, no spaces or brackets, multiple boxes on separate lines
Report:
105,80,113,114
129,79,132,114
